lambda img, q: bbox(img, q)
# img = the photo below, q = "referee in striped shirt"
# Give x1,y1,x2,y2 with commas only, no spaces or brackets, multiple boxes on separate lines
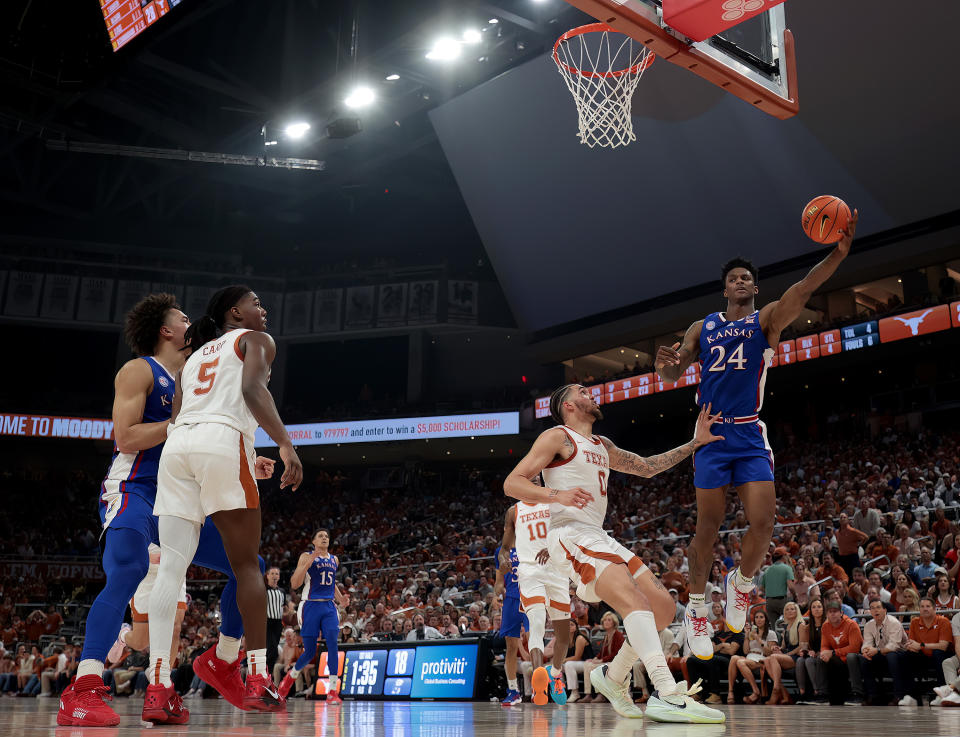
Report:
265,566,286,674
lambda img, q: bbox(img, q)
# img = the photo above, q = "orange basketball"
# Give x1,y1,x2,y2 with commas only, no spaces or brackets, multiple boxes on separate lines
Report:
801,195,851,244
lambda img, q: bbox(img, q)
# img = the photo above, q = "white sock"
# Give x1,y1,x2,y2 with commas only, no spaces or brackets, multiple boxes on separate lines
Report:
735,567,754,588
216,634,241,664
329,675,339,692
77,659,104,679
248,648,268,676
288,666,301,679
623,610,676,697
605,641,638,686
508,678,519,691
526,607,546,653
550,665,561,678
687,593,706,614
148,515,201,688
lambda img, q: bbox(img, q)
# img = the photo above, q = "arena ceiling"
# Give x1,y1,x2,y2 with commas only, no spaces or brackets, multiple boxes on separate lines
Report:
0,0,583,270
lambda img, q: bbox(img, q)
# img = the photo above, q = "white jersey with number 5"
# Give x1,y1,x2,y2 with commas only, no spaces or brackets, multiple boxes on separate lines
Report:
541,425,609,530
175,328,259,439
514,502,552,565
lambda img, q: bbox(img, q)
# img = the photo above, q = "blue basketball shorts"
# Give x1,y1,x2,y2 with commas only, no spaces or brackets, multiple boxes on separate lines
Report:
299,599,340,639
499,595,529,639
693,420,775,489
98,480,159,544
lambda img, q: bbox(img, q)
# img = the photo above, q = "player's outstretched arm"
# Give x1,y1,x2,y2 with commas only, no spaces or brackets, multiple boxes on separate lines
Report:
761,210,858,337
601,404,724,477
240,331,302,491
503,428,594,509
654,320,703,382
112,359,169,453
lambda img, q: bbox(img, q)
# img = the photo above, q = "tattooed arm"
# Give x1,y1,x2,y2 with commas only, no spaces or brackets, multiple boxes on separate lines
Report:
600,404,724,478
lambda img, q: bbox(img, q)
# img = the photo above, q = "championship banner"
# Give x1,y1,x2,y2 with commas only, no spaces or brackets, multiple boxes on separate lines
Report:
345,286,376,330
0,560,104,581
0,413,115,440
255,411,519,447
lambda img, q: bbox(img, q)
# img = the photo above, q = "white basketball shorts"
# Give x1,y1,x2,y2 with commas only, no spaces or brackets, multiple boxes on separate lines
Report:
547,521,648,603
155,423,259,525
517,561,571,620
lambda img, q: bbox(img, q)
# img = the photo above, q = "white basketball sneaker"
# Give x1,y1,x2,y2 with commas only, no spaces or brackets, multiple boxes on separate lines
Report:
723,567,754,633
645,680,726,724
684,605,713,660
589,665,644,719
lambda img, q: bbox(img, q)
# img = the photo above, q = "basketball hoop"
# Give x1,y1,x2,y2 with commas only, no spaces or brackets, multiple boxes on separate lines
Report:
553,23,655,149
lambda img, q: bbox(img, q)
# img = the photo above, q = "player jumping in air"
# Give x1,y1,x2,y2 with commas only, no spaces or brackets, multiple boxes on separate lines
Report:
505,386,726,723
655,211,858,660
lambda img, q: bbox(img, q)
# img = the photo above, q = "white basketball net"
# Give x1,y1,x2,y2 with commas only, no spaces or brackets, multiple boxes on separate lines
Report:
553,24,654,149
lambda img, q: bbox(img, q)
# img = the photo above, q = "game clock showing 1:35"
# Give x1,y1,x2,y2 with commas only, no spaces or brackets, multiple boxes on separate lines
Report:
342,651,387,696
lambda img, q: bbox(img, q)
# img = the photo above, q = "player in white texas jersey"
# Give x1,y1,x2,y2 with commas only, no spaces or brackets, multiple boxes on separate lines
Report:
655,212,857,660
147,285,303,717
498,486,572,707
505,385,726,724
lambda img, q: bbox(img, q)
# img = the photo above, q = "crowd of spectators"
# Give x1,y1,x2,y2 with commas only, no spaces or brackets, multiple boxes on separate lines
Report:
2,426,960,705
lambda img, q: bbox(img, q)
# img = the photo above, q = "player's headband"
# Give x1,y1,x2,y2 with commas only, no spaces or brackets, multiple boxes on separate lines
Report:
549,384,576,425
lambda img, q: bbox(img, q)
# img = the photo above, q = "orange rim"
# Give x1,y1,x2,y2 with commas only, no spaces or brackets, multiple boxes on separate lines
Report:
553,23,655,80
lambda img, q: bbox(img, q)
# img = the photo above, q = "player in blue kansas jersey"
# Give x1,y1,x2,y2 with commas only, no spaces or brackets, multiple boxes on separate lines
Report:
654,211,858,660
495,509,528,705
280,529,349,703
58,294,271,727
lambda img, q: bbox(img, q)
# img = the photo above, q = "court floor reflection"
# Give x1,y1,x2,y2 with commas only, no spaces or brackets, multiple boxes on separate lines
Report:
5,697,959,737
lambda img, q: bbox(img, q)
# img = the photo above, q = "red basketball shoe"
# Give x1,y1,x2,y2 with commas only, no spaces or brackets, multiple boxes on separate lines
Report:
56,674,120,727
278,672,297,700
142,683,189,724
326,689,342,705
193,645,246,710
243,673,285,712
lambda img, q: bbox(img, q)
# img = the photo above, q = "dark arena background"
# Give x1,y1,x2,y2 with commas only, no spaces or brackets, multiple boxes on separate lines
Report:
1,1,960,736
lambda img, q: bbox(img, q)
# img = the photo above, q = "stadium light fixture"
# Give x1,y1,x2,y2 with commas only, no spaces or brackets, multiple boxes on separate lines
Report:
488,18,499,24
462,28,482,44
426,37,462,61
344,86,375,108
283,122,311,139
385,74,400,81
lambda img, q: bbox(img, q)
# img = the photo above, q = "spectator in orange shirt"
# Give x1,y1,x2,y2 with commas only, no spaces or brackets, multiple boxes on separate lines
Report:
896,597,952,706
815,552,848,592
819,601,865,704
836,514,869,576
866,530,899,569
41,605,63,637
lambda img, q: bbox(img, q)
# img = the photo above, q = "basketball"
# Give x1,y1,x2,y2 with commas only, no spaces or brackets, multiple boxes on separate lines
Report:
801,195,851,244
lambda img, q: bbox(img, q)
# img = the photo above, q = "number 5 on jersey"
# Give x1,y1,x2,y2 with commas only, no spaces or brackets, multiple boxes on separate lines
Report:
194,357,219,395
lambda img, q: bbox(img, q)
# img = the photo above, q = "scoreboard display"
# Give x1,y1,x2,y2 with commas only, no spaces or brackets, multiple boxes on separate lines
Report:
841,320,880,351
337,640,485,700
100,0,186,52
